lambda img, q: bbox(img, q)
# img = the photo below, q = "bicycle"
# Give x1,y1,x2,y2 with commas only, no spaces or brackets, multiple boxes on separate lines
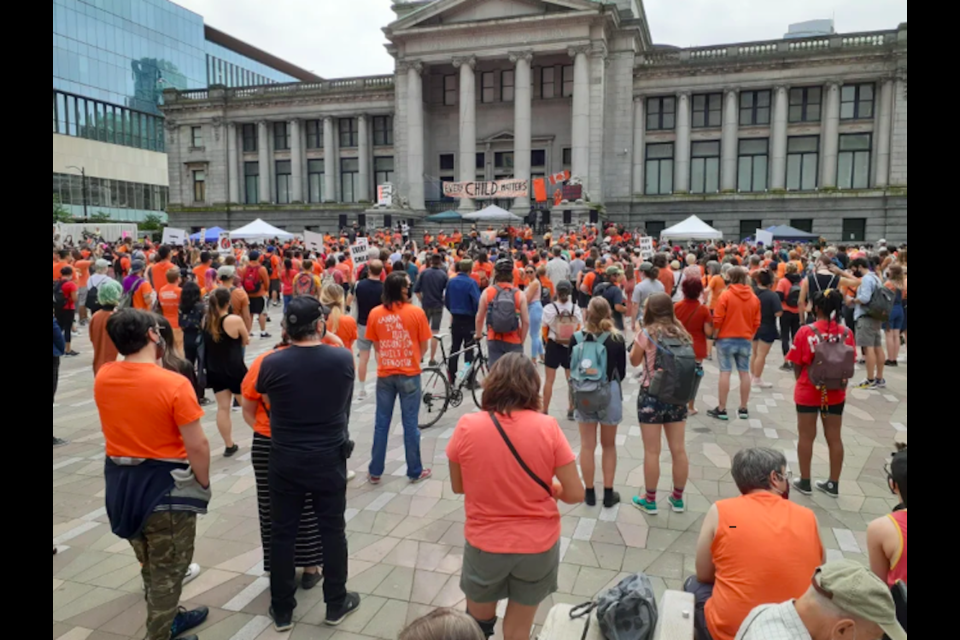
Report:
418,334,491,430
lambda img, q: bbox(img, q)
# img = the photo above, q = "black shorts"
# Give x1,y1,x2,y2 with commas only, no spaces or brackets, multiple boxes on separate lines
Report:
425,308,443,332
797,403,845,416
208,372,243,395
545,340,572,370
269,279,281,294
249,296,265,315
754,326,778,344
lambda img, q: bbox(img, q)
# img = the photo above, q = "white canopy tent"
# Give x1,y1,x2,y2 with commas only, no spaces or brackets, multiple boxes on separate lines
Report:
462,205,524,223
660,215,723,241
229,218,294,241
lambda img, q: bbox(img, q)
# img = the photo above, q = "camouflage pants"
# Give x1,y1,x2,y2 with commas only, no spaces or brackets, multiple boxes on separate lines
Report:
129,511,197,640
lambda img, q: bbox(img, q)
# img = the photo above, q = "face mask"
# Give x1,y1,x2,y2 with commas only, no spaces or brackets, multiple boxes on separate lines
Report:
774,473,790,500
152,329,167,360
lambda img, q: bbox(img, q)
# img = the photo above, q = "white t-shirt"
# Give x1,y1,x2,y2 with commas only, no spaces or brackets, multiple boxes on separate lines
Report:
88,273,111,291
542,299,583,342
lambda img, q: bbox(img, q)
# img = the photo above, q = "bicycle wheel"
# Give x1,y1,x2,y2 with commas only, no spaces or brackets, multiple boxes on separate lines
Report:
470,355,491,409
419,367,451,430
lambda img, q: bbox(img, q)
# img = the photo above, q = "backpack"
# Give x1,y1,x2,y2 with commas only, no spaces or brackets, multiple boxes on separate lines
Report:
552,303,579,346
866,277,896,321
785,279,802,308
643,330,703,406
591,272,609,296
808,326,855,390
53,281,67,311
263,256,274,278
292,272,320,298
321,269,338,290
179,304,204,334
242,265,262,294
570,573,658,640
570,331,612,420
85,282,102,314
539,278,553,306
488,286,520,334
119,278,144,309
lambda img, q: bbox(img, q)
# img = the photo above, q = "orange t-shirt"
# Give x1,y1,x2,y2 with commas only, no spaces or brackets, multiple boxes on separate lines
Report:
269,254,281,280
89,309,119,375
242,347,288,437
132,281,154,311
151,261,176,291
364,302,433,377
658,268,675,295
707,275,726,310
485,284,523,345
75,260,92,288
244,265,270,299
53,261,69,281
333,314,358,352
192,264,211,287
705,492,823,640
582,270,598,294
95,361,204,460
446,410,576,554
158,284,182,328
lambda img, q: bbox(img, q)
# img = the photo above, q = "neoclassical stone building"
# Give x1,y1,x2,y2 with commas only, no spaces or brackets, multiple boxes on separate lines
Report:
162,0,908,243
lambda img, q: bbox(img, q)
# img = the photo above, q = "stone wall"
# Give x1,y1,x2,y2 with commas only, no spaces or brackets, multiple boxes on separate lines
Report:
890,78,908,186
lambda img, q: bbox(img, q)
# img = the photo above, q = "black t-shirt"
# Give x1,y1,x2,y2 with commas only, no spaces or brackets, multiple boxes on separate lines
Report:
757,289,783,329
256,345,354,455
601,286,626,331
355,278,384,326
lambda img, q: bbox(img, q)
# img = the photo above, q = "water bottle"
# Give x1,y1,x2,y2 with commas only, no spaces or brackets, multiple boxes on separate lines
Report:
458,361,473,383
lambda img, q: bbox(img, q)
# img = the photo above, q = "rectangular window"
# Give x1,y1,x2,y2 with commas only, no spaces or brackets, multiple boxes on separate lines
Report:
738,138,769,192
838,133,872,189
275,160,291,204
495,152,514,170
646,96,676,131
841,83,875,120
444,75,457,106
192,170,206,202
790,219,814,233
242,123,257,152
739,90,772,126
786,136,819,191
308,159,324,203
375,157,395,187
531,150,546,167
341,158,360,203
481,72,495,103
274,122,290,151
191,126,202,148
690,141,720,194
305,120,323,149
645,221,666,238
562,148,572,166
541,67,555,99
501,70,515,102
476,152,485,170
244,162,259,203
841,218,867,242
645,143,674,195
740,219,764,242
561,65,574,97
373,116,393,146
692,93,722,128
439,154,455,171
339,118,358,148
789,87,822,123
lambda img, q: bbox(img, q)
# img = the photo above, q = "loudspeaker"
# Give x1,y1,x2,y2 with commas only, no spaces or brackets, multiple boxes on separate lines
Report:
563,210,572,225
541,211,551,226
358,214,367,228
338,214,348,229
384,214,393,229
589,210,599,224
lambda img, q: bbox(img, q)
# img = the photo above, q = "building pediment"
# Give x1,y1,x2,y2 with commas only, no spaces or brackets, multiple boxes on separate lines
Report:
388,0,602,32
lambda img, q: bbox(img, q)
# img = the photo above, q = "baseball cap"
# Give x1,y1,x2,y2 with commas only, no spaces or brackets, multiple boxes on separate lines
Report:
217,266,236,280
285,297,325,331
812,560,906,640
605,266,623,277
638,262,654,273
556,280,573,294
130,259,145,273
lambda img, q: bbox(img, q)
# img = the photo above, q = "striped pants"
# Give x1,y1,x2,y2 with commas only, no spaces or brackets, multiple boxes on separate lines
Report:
252,433,323,573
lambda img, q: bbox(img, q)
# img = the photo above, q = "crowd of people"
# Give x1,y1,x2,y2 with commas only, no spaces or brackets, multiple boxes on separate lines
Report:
53,221,907,639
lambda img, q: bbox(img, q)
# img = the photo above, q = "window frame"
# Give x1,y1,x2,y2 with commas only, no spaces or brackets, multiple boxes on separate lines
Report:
192,169,206,203
373,116,393,146
692,93,723,129
786,136,820,191
274,121,290,151
790,219,814,233
739,90,772,127
561,65,574,97
481,72,495,103
339,118,358,148
737,138,769,193
242,123,258,152
444,74,457,106
541,67,556,99
307,159,325,203
439,154,455,172
305,120,323,149
690,140,721,194
837,133,872,189
645,142,675,195
562,148,572,167
340,158,360,203
646,96,677,132
190,125,203,149
531,150,546,168
501,69,515,103
275,160,292,204
788,86,822,123
375,156,395,187
841,218,867,242
243,161,260,204
840,83,875,121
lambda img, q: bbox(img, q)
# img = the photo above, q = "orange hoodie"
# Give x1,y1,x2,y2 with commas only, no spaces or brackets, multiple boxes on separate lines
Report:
714,284,762,340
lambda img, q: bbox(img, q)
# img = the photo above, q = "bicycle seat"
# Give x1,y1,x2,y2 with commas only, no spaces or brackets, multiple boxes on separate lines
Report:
433,333,449,340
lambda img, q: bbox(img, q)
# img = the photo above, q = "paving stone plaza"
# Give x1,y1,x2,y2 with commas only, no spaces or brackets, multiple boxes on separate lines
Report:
52,301,907,640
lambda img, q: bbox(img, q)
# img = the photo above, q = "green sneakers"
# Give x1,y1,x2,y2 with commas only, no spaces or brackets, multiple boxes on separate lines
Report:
631,496,659,515
668,496,686,513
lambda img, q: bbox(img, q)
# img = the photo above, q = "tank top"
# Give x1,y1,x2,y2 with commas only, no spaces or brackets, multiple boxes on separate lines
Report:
886,510,908,586
203,315,246,379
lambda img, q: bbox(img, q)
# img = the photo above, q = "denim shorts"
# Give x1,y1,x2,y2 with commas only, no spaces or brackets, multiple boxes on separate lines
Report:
575,379,622,425
357,325,373,352
717,338,752,373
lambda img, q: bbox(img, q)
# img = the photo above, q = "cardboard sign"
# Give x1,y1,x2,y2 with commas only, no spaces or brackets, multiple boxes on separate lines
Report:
755,229,774,246
161,227,187,246
377,183,394,207
198,228,206,245
351,237,370,266
443,179,528,199
533,178,548,203
304,230,324,254
639,236,655,259
218,231,233,257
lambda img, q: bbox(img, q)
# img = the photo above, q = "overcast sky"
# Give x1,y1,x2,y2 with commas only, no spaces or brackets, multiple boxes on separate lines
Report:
176,0,906,79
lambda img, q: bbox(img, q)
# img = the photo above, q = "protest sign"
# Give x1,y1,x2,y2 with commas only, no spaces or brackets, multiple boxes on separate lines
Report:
377,183,394,207
351,237,370,266
161,227,186,246
304,230,324,254
218,231,233,257
756,229,774,247
442,179,528,199
639,236,655,259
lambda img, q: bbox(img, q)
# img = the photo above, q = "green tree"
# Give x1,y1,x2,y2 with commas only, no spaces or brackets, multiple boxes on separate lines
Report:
141,213,165,231
89,211,112,223
53,196,73,224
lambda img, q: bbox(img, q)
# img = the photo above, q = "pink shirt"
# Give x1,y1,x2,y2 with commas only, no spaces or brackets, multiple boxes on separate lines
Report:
446,410,576,554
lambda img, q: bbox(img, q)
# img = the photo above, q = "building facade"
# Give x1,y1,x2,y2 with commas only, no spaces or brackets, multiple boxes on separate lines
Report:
162,0,908,243
53,0,320,222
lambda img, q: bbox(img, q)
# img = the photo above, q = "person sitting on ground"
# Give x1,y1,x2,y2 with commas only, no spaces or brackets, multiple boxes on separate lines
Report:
399,608,485,640
686,447,824,640
735,559,906,640
867,450,908,587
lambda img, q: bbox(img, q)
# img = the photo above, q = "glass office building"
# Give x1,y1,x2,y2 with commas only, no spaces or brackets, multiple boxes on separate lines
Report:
53,0,318,222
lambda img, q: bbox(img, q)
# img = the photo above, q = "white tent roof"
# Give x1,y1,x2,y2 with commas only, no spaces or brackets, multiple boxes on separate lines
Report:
230,218,294,241
462,205,523,223
660,215,723,241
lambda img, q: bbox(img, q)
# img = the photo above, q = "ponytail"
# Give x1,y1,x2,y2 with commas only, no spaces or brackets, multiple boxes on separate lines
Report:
813,288,844,325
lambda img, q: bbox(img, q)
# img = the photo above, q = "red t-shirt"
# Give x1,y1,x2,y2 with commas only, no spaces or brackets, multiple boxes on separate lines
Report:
60,280,78,311
674,300,712,361
786,320,857,407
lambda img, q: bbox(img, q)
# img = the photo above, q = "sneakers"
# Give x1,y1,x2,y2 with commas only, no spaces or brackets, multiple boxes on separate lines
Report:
668,495,685,513
353,389,368,404
752,378,773,389
567,409,576,421
325,592,361,626
182,563,201,586
270,606,294,632
198,397,213,406
738,407,750,420
779,362,793,372
603,490,621,509
875,378,887,389
170,606,209,638
367,475,381,485
53,437,69,447
301,570,322,590
631,496,659,515
792,478,813,496
884,360,899,367
260,332,272,339
224,445,240,458
816,480,839,498
707,407,729,421
855,379,878,390
410,469,433,483
65,350,80,357
584,488,597,507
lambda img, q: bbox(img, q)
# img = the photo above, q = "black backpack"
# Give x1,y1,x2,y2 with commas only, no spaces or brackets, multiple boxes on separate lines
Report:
785,279,802,308
263,255,274,278
539,278,552,306
591,272,609,296
53,282,67,311
85,283,102,314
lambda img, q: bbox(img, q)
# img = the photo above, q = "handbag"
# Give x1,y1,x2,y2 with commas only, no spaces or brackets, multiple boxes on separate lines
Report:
488,412,553,498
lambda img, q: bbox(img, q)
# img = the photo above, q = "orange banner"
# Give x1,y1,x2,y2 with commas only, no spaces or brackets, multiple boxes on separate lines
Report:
533,178,548,203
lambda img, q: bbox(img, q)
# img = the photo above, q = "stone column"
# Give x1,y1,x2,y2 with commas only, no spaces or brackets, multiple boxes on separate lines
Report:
511,51,533,211
257,120,270,203
821,81,841,188
721,88,739,191
323,117,336,202
674,92,691,193
632,96,645,194
290,119,303,202
227,122,239,203
358,114,371,202
406,61,426,211
569,46,590,184
452,56,477,212
875,77,895,188
770,85,789,190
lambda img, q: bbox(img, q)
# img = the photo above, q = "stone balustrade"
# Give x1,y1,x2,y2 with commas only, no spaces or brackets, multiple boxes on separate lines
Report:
165,75,396,102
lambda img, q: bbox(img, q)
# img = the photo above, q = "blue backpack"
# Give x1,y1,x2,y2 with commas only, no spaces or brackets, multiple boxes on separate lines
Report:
570,331,612,420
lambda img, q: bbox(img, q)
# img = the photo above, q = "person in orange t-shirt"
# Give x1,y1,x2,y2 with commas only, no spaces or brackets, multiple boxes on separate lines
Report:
267,248,282,308
364,271,434,484
476,260,530,368
52,249,72,282
242,251,272,339
320,283,358,352
72,251,93,324
150,246,176,293
158,267,184,354
127,260,155,311
192,251,213,294
708,267,761,421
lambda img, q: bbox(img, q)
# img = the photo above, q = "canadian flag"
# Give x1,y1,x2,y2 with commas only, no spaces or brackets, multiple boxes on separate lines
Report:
549,170,571,186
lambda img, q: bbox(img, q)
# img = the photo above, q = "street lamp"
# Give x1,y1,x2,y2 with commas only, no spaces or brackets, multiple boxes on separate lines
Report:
66,165,88,222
